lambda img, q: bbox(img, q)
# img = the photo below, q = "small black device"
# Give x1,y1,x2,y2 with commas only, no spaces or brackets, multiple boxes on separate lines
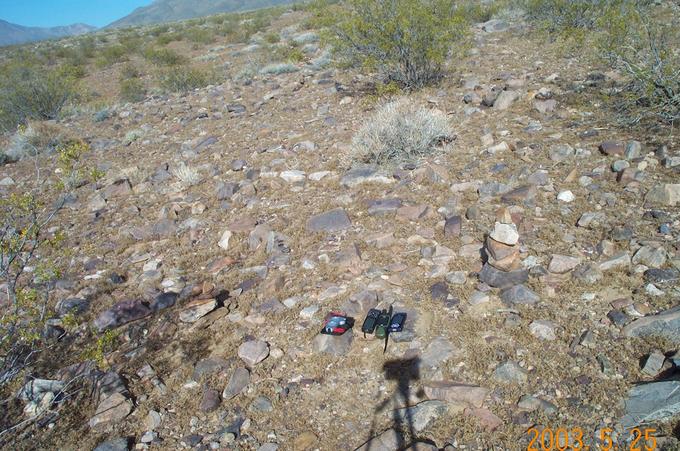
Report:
361,309,381,335
388,312,407,333
375,307,392,339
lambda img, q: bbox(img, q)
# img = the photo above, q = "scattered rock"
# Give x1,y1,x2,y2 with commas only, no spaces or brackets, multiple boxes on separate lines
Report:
489,222,519,245
238,340,270,366
223,367,250,400
529,320,557,340
424,381,489,408
646,184,680,207
599,253,631,271
312,330,353,356
620,380,680,429
93,437,130,451
641,350,665,377
306,209,352,232
494,361,528,384
93,299,151,332
494,90,520,110
355,429,402,451
393,400,447,432
340,166,393,187
623,306,680,344
500,284,539,305
479,264,528,289
179,298,218,323
632,246,667,268
89,392,133,428
548,254,581,274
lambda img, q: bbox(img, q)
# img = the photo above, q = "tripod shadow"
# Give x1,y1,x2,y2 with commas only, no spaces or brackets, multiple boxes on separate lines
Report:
366,357,423,450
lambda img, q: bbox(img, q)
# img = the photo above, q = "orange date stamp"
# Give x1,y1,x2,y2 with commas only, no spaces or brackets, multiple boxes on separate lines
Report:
526,427,657,451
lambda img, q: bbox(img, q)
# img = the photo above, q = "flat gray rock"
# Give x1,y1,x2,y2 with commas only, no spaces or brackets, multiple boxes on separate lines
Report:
501,284,539,305
312,330,353,356
94,438,130,451
393,400,447,432
421,337,457,368
494,361,528,384
620,381,680,429
223,367,250,400
341,167,393,187
367,198,402,216
306,209,352,232
238,340,269,366
623,306,680,344
479,264,528,289
93,299,151,332
354,428,402,451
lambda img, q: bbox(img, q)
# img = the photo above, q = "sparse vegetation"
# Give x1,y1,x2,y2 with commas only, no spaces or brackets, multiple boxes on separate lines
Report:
351,98,454,166
185,27,216,45
119,63,146,103
171,162,202,186
119,79,147,103
259,62,298,75
2,122,72,164
157,66,217,93
95,44,129,67
0,63,79,133
523,0,679,124
0,141,86,386
331,0,470,89
600,3,680,124
143,47,187,66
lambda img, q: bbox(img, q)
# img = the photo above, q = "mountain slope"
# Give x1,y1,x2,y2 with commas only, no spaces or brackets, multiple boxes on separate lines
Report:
0,20,96,47
107,0,296,28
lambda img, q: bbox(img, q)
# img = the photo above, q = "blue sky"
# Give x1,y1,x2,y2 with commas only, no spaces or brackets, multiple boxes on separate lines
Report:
0,0,153,28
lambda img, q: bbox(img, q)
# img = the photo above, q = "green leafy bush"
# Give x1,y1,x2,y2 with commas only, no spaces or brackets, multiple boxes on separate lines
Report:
120,63,142,79
332,0,470,89
119,79,147,103
143,47,187,66
0,63,79,132
95,44,129,67
0,142,86,385
351,98,454,166
156,32,183,46
600,3,679,124
524,0,678,124
185,27,215,45
264,32,281,44
158,67,217,93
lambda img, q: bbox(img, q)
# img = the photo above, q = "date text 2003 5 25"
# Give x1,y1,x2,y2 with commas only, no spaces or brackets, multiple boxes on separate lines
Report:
526,427,657,451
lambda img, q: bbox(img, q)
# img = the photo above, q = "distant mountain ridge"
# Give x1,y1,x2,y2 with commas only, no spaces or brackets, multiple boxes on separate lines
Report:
107,0,296,28
0,20,96,47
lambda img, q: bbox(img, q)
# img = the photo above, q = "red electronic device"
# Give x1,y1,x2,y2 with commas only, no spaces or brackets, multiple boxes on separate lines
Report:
320,311,355,336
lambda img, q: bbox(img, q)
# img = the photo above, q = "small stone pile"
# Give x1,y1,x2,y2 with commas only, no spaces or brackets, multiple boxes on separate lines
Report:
479,211,537,306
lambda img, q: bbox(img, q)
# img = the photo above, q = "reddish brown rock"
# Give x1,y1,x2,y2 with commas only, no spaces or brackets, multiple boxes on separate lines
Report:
486,237,519,261
206,256,237,275
599,141,625,156
465,407,503,432
226,216,257,232
424,381,490,408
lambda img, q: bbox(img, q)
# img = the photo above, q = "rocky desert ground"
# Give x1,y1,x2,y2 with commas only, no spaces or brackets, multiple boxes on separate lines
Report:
1,3,680,451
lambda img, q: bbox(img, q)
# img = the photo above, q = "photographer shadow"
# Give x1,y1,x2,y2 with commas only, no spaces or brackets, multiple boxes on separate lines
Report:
364,357,428,451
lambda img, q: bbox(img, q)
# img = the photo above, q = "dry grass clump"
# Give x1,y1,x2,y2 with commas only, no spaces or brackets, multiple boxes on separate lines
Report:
1,121,72,164
350,97,454,166
171,162,202,186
